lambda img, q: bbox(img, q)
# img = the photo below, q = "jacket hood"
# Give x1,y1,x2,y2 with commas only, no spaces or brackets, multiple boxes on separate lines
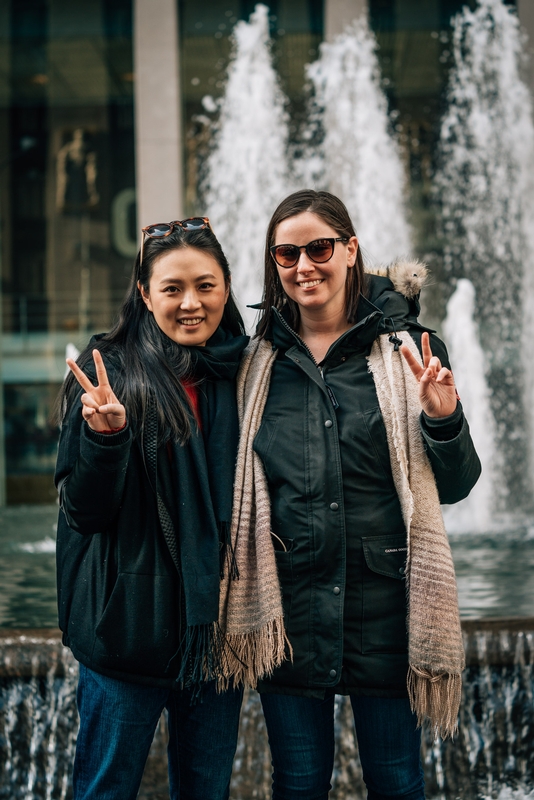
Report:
366,259,428,300
365,259,430,334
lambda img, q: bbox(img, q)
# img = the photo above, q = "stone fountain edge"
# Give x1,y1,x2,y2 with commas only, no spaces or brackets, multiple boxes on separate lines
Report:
1,618,533,677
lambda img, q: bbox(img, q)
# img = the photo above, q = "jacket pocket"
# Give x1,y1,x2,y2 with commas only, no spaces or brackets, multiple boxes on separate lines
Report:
274,548,293,622
93,572,179,675
271,532,294,553
253,417,279,463
361,534,408,654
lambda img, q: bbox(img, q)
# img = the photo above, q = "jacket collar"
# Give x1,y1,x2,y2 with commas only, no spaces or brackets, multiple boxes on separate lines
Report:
268,273,433,363
270,297,381,363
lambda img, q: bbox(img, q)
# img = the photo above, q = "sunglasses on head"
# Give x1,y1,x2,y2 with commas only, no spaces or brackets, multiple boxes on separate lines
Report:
270,237,349,269
140,217,211,264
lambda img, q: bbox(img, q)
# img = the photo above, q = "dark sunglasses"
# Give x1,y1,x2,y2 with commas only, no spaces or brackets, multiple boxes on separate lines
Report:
140,217,211,264
270,237,349,268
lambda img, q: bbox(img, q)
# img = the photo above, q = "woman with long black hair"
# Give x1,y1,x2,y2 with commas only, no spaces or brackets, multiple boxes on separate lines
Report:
55,219,248,800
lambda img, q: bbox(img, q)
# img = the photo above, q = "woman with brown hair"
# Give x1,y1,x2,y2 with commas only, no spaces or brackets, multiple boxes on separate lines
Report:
229,190,480,799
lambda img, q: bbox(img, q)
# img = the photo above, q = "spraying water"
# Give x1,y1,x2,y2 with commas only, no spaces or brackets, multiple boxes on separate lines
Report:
203,4,290,328
435,0,534,511
296,17,411,264
3,626,534,798
0,638,78,800
442,279,500,532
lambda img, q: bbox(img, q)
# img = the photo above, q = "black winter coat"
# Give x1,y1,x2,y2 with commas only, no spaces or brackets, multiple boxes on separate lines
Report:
55,344,244,689
255,275,481,698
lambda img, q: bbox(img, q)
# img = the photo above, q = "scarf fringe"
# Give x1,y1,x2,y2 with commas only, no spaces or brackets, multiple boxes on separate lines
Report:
407,665,462,740
217,617,292,691
176,622,227,698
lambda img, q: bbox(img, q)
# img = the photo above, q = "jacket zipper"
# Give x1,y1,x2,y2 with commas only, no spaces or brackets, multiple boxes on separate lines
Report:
275,312,340,409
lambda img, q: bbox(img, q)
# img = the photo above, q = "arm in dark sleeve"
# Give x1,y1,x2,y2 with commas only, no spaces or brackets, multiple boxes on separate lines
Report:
409,329,482,505
55,394,132,535
420,403,481,504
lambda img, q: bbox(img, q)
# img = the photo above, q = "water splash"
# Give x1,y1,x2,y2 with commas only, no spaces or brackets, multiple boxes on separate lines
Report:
0,640,78,799
442,279,500,531
435,0,534,511
16,537,56,554
1,624,533,798
420,624,534,799
296,17,411,264
202,4,290,328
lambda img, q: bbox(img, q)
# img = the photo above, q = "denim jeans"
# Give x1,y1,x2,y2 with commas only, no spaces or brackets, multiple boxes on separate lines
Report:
260,692,425,800
73,664,243,800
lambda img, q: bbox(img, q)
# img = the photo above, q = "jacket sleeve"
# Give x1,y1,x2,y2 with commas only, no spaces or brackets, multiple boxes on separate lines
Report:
409,330,482,505
55,393,132,535
419,404,481,504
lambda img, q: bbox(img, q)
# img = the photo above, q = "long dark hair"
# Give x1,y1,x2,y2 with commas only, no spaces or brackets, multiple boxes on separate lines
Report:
57,226,245,443
256,190,366,339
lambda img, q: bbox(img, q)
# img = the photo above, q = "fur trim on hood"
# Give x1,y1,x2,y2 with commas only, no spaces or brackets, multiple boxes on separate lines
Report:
366,260,428,300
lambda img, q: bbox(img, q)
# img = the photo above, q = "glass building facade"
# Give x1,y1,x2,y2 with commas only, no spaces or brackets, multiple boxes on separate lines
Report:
0,0,135,502
0,0,526,503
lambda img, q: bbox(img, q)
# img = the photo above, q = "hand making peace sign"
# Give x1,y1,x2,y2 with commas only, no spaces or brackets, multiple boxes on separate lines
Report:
66,349,126,433
400,331,458,419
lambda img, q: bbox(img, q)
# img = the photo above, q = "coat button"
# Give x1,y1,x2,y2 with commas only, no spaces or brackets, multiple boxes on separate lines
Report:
330,502,338,511
399,566,406,576
325,419,333,428
333,586,340,595
329,669,337,678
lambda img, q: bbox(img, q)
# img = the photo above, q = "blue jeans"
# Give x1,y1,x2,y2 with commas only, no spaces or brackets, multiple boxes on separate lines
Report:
260,692,424,800
74,664,243,800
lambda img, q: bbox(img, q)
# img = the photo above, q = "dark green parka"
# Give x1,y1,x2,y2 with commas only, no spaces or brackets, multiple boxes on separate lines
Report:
255,273,481,698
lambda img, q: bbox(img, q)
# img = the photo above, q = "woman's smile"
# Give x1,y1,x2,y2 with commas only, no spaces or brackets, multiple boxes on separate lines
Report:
297,278,325,289
178,316,204,325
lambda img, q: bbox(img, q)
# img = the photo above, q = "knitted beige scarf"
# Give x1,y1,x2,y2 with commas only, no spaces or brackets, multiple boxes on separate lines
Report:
218,338,291,689
219,321,464,738
367,331,464,739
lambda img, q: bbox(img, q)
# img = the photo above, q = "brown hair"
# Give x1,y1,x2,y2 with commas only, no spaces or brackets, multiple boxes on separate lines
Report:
256,190,366,339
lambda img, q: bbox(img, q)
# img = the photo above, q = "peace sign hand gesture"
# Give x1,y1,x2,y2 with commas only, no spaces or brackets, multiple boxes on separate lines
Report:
66,349,126,433
400,332,458,419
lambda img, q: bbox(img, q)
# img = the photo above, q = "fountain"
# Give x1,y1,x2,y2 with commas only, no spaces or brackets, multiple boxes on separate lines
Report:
202,6,411,323
295,16,412,264
442,279,500,532
0,631,78,800
435,0,534,514
1,622,533,799
2,2,534,798
202,4,290,328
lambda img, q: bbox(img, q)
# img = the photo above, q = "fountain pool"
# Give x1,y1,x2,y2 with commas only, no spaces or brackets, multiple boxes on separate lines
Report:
2,505,533,798
0,506,58,629
1,620,533,799
1,504,533,628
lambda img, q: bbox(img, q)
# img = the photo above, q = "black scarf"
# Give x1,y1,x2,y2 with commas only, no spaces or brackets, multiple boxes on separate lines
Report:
148,327,248,689
191,326,249,542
